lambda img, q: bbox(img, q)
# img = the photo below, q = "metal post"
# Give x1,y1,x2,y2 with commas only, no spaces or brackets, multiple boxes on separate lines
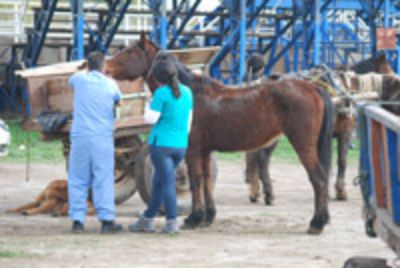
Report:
239,0,247,84
301,2,309,69
384,0,390,28
71,0,84,59
160,0,167,49
396,47,400,73
313,0,321,65
366,0,377,56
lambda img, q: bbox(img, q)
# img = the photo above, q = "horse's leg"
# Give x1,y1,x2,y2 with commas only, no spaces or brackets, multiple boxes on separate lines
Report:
335,130,351,201
245,151,261,203
183,149,205,228
284,124,330,234
258,142,278,205
290,142,329,234
202,153,216,225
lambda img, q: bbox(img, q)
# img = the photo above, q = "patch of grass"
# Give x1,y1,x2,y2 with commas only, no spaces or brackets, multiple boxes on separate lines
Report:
0,250,38,258
215,136,360,164
216,151,244,161
2,120,64,164
2,119,360,165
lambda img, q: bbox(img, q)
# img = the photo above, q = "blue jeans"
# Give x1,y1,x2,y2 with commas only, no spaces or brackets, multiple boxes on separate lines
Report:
144,145,186,220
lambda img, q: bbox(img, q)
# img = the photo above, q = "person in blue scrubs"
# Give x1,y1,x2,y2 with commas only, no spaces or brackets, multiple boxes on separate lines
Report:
68,51,123,234
129,59,193,234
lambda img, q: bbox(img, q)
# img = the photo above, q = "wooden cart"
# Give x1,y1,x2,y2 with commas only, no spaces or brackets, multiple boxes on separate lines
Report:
16,47,219,206
358,103,400,257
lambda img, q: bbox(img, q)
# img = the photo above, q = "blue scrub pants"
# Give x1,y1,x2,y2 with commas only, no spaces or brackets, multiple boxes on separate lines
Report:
68,136,115,223
144,145,186,220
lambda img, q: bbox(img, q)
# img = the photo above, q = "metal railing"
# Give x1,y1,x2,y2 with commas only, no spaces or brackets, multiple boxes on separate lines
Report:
0,0,152,45
0,0,30,42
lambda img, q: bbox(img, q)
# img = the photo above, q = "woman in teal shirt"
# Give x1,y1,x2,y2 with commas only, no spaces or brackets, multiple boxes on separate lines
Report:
129,59,193,234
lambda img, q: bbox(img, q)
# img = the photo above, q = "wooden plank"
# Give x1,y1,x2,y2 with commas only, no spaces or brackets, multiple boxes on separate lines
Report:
114,125,151,138
169,46,219,66
16,61,85,78
381,126,393,215
370,119,387,208
16,46,219,78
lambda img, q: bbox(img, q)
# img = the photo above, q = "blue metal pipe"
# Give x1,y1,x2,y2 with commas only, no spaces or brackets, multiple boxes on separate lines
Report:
239,0,247,84
71,0,84,59
160,0,167,49
384,0,390,28
264,0,333,73
313,0,321,65
210,0,271,76
168,0,202,48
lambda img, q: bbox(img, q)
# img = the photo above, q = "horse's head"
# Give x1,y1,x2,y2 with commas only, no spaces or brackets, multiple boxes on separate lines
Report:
105,32,159,80
375,54,395,75
352,53,394,75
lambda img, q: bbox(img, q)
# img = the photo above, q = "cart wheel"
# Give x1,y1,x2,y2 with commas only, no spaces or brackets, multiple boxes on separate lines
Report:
62,136,142,204
114,136,143,204
135,144,217,215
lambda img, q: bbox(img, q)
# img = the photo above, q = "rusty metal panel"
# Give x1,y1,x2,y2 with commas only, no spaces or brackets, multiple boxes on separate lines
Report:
377,28,397,50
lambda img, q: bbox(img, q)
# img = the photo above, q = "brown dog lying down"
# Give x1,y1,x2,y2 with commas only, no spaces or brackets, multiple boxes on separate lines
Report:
6,179,94,217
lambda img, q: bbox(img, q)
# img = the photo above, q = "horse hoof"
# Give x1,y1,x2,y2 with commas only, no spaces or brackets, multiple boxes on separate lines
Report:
336,191,348,201
199,221,213,228
181,222,198,230
249,196,258,203
183,209,205,229
264,196,274,206
307,226,323,235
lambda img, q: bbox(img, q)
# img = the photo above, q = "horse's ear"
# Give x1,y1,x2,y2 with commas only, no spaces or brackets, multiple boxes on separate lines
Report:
78,60,87,70
377,53,387,61
139,31,147,49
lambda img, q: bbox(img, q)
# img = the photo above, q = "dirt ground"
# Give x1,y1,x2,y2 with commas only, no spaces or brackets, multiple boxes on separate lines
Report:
0,159,395,268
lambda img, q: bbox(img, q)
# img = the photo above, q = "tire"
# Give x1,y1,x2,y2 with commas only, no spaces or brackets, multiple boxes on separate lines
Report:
135,144,218,214
114,136,143,204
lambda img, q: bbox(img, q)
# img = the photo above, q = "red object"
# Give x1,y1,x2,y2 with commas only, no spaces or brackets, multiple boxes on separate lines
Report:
377,28,397,50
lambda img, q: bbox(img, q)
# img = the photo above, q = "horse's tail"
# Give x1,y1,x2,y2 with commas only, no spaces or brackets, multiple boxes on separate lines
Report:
317,87,334,177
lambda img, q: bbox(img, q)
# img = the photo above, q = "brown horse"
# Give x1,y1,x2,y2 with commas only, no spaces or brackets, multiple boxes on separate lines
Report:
246,56,397,205
105,33,334,234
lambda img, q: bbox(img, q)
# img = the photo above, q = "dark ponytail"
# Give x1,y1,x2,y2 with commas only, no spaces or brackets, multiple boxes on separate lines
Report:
169,75,180,98
151,59,181,98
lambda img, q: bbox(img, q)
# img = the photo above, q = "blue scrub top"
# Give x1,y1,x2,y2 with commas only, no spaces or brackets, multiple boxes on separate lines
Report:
68,71,121,138
148,83,193,148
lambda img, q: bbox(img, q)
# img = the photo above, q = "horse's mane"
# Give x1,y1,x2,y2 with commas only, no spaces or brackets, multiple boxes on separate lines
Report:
153,51,223,94
351,53,387,74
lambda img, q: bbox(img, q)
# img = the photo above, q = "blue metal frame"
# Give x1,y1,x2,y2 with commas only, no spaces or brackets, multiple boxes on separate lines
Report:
70,0,84,60
24,0,58,67
88,0,132,53
4,0,400,113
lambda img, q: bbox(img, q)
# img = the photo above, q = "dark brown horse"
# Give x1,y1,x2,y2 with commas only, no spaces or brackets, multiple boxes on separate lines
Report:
246,55,397,205
105,33,334,234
